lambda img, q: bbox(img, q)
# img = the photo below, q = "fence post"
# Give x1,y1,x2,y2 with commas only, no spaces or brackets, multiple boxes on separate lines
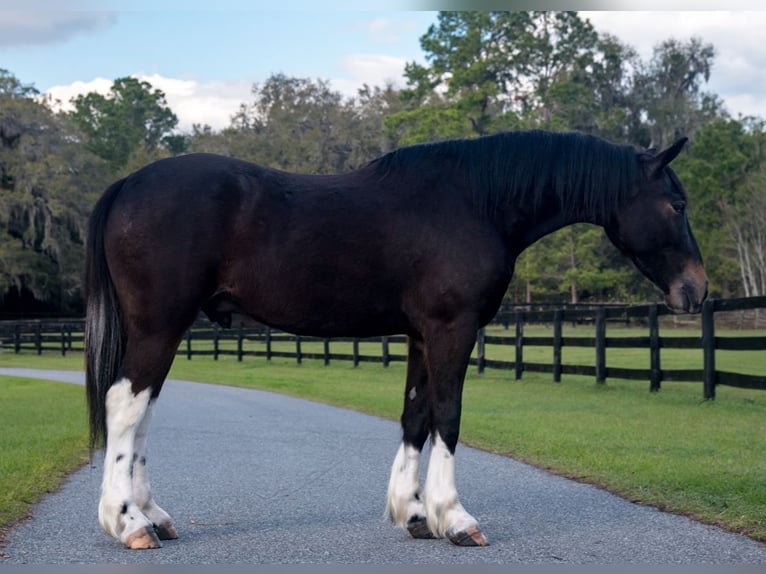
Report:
237,324,244,362
213,326,219,361
35,323,42,355
266,327,272,361
553,309,563,383
476,328,485,374
382,336,390,368
649,303,661,392
514,312,524,381
353,338,360,367
60,324,66,356
595,307,606,384
14,324,20,353
323,338,330,366
186,330,192,360
296,335,302,364
702,299,716,400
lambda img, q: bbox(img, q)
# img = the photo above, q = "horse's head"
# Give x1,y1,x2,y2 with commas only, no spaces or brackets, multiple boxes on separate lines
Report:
605,138,708,314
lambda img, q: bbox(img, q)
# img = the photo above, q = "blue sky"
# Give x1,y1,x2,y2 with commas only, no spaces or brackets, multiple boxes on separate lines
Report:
3,6,766,131
1,10,435,90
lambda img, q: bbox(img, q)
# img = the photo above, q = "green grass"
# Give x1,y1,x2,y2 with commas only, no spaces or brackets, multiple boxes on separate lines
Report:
0,376,89,543
1,340,766,544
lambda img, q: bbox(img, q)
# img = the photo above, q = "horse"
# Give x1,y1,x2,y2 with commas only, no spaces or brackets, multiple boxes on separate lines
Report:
84,129,708,550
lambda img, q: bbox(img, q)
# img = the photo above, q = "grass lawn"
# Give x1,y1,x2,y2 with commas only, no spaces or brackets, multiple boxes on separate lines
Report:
0,375,89,545
1,340,765,544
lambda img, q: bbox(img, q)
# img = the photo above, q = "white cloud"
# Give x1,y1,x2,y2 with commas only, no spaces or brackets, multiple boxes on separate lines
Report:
333,53,408,96
139,74,254,131
44,77,113,108
44,74,255,132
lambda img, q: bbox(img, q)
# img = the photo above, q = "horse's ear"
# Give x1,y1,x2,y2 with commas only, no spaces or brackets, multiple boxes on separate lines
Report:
644,137,688,179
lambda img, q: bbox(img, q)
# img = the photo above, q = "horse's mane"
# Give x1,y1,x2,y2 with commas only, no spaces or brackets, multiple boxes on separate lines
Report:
369,130,646,222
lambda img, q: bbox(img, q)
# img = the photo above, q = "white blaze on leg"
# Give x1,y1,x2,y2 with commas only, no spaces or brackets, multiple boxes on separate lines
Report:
386,442,425,528
132,401,176,538
99,378,155,545
423,433,479,539
131,400,154,511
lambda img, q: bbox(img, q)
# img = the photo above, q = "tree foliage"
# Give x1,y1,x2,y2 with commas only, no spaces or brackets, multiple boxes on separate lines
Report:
189,74,402,174
0,69,110,315
69,77,180,172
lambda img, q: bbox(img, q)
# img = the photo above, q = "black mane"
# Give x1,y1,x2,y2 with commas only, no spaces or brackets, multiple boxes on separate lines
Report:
370,130,644,222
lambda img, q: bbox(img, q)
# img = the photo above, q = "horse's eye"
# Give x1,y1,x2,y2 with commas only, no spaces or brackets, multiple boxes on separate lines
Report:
671,201,686,215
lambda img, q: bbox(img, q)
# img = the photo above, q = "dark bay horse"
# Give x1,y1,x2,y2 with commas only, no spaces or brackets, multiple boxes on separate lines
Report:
85,130,707,549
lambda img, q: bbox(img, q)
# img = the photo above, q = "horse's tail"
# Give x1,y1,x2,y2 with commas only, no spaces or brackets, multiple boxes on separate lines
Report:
85,177,127,449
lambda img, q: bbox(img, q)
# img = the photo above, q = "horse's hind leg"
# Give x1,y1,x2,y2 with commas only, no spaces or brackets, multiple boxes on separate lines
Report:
132,400,178,540
99,332,181,549
99,378,158,549
386,337,434,539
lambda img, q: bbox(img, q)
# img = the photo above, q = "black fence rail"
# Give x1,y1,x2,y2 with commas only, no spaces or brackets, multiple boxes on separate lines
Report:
0,319,83,356
2,295,766,399
180,326,408,367
479,297,766,399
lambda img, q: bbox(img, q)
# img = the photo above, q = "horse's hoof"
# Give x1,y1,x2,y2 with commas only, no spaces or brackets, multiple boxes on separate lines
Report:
154,520,179,540
406,516,436,539
124,526,162,550
447,525,489,547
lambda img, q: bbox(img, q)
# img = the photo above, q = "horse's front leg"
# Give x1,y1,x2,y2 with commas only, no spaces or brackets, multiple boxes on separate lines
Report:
422,320,489,547
99,378,161,549
387,337,434,539
132,401,177,541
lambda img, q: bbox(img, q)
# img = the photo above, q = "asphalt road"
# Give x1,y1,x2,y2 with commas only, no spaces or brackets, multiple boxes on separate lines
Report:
2,367,765,564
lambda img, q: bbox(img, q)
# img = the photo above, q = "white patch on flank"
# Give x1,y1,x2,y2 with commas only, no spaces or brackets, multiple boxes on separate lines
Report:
408,387,417,401
98,378,155,543
423,433,479,539
386,442,425,528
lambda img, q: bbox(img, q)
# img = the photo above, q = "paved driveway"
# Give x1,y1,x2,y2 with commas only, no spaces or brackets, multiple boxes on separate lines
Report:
1,368,764,564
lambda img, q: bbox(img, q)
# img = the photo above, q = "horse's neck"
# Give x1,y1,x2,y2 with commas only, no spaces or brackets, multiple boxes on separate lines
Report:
502,184,606,255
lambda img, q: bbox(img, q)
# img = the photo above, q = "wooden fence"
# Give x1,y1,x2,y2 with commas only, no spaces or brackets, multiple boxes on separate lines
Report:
2,295,766,399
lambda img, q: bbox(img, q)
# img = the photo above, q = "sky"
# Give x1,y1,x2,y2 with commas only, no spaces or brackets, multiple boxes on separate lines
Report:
2,4,766,132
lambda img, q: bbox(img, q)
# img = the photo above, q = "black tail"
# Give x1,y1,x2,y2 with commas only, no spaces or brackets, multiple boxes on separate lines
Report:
85,177,127,449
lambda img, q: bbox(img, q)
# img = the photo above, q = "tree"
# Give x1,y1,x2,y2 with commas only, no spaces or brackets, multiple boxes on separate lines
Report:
69,77,179,171
191,74,403,173
633,38,720,149
0,69,110,314
717,120,766,297
227,74,352,172
387,12,530,142
673,118,763,297
388,12,624,143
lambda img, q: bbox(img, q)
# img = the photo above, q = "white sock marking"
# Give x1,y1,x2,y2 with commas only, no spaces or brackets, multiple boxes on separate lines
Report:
423,433,478,538
386,442,425,528
99,378,154,542
132,401,173,529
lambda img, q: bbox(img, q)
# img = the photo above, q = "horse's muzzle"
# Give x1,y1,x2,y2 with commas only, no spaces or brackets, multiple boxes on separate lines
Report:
665,262,708,314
